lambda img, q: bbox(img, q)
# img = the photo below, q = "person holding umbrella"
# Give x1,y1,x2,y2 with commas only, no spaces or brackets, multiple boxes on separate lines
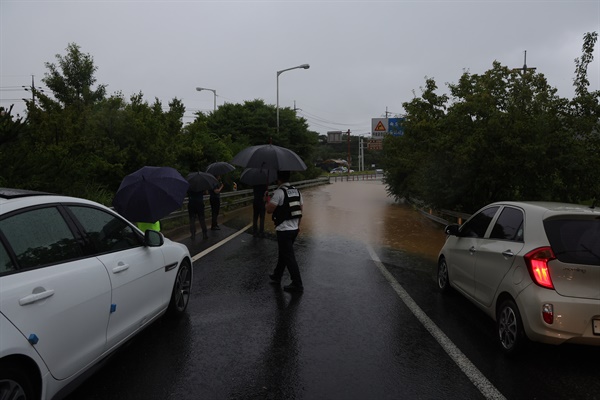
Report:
206,162,234,231
240,167,276,238
252,182,268,237
188,189,208,240
186,171,219,239
266,170,304,293
209,175,224,230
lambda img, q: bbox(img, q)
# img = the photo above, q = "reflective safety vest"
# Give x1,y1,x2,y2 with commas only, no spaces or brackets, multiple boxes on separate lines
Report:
272,185,302,226
137,221,161,232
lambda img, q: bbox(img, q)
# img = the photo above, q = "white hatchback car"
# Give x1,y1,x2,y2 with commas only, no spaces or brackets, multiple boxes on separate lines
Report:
0,188,192,399
437,201,600,354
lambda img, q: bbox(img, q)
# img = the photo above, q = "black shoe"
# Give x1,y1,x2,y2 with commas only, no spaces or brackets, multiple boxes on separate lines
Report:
269,274,281,283
211,226,220,231
283,283,304,293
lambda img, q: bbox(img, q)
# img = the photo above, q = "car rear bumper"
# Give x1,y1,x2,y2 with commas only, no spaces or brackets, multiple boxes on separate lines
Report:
517,286,600,345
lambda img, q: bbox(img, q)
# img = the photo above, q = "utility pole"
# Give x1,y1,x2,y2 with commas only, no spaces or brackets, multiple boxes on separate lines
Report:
358,136,364,171
31,75,35,106
346,129,351,171
22,75,37,106
512,50,536,74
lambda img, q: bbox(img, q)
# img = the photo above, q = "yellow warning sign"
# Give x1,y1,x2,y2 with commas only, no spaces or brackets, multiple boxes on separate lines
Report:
374,121,387,132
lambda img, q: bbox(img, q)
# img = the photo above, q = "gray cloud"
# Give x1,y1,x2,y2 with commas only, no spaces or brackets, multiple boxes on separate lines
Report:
2,1,598,135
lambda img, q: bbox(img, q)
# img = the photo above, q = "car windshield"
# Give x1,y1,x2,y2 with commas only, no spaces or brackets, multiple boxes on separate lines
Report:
544,218,600,266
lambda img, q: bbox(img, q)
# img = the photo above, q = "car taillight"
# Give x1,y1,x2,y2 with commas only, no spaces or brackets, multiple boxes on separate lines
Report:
542,303,554,324
524,247,556,289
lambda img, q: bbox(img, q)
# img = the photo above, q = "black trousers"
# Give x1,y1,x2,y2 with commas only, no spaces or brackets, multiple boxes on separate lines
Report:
252,201,266,234
273,229,302,286
188,201,207,237
209,196,220,227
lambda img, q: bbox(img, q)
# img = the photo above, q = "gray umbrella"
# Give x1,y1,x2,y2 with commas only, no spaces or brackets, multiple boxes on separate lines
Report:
239,167,278,186
206,161,235,176
230,144,307,171
186,171,219,192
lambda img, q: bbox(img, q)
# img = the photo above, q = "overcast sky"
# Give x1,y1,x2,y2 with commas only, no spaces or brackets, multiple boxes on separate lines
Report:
1,1,599,136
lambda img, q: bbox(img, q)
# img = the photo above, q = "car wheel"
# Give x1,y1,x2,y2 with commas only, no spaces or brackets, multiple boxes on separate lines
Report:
167,259,192,317
497,299,527,355
0,361,35,400
437,257,450,293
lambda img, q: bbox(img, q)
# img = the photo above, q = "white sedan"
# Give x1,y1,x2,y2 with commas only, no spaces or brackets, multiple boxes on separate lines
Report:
437,201,600,354
0,189,192,399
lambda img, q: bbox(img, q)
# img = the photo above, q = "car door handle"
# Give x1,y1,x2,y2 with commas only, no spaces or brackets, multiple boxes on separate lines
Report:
113,263,130,273
469,246,476,254
19,289,55,306
502,250,515,258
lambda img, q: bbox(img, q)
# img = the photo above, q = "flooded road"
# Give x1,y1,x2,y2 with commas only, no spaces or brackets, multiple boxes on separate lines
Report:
242,179,447,262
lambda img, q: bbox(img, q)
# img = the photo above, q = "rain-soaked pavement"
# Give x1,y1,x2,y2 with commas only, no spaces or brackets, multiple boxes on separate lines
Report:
65,180,600,400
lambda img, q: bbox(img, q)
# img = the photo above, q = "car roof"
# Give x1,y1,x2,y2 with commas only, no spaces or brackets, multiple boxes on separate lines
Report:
0,187,55,199
0,188,105,215
489,201,600,216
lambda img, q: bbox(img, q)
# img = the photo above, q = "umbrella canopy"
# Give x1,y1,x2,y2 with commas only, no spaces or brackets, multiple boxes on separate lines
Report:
206,161,235,176
186,171,219,192
239,167,278,186
230,144,307,171
113,166,189,222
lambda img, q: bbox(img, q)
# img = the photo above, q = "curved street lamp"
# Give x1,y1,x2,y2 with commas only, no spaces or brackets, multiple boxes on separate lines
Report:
196,87,217,112
276,64,310,133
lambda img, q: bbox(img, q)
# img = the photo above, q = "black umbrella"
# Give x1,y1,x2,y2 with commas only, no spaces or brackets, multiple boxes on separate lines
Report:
230,144,307,171
239,167,278,186
186,171,219,192
206,161,235,176
113,166,189,222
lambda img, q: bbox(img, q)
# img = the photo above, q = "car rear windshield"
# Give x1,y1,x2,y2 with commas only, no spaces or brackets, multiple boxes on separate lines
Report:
544,218,600,266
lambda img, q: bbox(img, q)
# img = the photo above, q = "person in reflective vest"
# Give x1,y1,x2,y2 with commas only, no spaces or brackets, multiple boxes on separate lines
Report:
266,170,304,293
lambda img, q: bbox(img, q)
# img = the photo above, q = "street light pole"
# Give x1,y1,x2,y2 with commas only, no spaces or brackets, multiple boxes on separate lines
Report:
196,87,217,112
276,64,310,134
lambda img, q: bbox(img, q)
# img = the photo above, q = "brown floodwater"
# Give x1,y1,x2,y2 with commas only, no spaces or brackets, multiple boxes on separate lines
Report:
259,180,447,261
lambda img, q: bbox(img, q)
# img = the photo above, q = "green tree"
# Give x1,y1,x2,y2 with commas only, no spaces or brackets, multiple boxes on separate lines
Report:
382,33,597,212
194,99,320,180
569,32,600,202
43,43,106,107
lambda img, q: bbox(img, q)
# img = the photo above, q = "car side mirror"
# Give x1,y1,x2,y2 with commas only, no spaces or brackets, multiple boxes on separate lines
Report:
444,224,461,236
144,229,164,247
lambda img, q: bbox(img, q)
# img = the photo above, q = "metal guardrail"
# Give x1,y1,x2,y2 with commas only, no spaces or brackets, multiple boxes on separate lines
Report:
329,173,381,182
162,176,331,222
418,207,471,226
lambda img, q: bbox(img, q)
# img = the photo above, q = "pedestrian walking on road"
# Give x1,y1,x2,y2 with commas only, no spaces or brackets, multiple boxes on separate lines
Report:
266,170,304,293
188,190,208,240
210,175,224,230
252,183,268,237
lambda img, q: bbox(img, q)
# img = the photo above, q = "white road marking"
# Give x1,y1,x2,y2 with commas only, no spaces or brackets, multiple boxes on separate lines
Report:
366,244,506,400
191,223,253,262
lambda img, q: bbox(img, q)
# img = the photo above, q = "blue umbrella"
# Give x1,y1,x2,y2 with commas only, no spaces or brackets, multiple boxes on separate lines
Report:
113,166,189,222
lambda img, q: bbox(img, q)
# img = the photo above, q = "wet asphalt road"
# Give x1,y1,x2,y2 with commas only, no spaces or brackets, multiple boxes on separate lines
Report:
64,181,600,400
